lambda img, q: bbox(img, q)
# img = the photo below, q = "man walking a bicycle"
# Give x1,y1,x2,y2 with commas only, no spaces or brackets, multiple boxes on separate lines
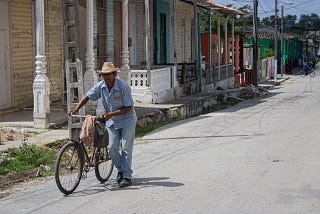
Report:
303,59,311,76
69,62,137,188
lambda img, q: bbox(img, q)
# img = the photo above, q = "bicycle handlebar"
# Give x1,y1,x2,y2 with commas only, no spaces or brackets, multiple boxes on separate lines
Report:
70,113,107,123
70,113,86,118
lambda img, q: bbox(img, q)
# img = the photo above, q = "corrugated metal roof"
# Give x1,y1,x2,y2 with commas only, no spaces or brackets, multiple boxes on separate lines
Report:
201,0,244,15
179,0,244,16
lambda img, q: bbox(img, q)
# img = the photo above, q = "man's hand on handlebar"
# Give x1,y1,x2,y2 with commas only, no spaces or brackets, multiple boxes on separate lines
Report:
68,109,79,116
101,112,112,121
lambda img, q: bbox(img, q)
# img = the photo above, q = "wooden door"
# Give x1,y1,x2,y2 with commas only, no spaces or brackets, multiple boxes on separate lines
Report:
0,0,11,110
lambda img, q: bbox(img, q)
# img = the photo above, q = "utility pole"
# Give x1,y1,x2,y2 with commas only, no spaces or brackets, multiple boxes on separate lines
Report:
280,5,284,77
252,0,258,86
313,29,317,57
274,0,278,80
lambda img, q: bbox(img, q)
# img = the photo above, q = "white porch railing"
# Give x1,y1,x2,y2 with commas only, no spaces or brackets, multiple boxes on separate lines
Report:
130,66,177,103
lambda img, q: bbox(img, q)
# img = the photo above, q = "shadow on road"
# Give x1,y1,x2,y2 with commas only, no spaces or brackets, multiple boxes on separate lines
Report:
66,177,184,196
133,176,184,188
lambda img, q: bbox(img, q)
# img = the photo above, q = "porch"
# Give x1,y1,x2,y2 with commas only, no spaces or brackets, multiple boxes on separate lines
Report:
130,63,234,104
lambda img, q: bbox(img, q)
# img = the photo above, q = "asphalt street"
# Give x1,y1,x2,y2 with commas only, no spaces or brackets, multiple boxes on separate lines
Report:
1,70,320,213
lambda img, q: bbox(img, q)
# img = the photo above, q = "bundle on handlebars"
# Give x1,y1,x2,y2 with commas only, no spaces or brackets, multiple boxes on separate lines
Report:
71,114,108,148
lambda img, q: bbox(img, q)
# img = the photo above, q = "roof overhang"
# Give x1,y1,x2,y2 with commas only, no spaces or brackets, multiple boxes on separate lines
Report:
179,0,244,16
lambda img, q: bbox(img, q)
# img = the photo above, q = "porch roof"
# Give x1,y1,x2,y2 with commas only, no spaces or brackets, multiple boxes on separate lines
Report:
201,0,244,15
180,0,244,16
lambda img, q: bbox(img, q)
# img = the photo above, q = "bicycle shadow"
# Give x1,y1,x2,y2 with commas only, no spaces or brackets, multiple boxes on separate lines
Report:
67,176,184,196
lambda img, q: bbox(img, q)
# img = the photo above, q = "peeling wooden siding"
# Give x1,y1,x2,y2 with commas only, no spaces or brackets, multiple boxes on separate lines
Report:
129,0,154,66
172,1,193,63
10,0,33,107
134,0,147,65
10,0,64,108
44,0,64,102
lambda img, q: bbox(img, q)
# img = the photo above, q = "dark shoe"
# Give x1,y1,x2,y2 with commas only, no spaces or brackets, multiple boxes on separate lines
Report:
117,172,123,184
119,178,131,188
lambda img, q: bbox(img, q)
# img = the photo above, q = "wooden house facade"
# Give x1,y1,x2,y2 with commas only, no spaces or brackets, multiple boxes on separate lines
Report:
0,0,242,128
0,0,65,111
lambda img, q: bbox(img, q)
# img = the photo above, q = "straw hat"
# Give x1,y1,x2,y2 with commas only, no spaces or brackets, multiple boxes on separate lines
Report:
101,62,120,74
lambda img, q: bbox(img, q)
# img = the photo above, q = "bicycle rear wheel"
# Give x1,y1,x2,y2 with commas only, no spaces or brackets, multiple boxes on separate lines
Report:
94,147,114,183
55,141,84,195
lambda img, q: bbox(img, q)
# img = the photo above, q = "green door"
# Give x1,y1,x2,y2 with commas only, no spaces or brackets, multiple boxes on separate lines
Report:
160,13,167,64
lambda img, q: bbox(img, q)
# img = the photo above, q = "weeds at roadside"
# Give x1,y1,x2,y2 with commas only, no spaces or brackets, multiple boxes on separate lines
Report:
211,98,240,111
0,142,55,176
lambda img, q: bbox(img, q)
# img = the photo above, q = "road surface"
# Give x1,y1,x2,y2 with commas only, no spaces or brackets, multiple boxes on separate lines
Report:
1,71,320,213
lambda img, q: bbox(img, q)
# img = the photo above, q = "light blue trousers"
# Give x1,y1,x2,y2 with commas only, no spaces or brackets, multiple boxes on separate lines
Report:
107,124,135,179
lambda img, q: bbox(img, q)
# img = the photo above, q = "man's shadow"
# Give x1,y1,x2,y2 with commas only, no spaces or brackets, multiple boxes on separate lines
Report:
134,177,184,187
106,176,184,191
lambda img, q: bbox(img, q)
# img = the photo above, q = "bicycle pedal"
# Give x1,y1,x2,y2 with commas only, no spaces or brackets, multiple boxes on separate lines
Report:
84,164,90,172
95,152,106,161
82,172,87,179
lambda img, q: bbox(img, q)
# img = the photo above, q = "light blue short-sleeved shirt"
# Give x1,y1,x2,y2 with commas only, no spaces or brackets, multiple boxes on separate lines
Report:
87,78,137,129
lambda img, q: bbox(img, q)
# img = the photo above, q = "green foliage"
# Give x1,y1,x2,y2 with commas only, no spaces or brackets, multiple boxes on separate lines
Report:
235,4,254,27
199,11,235,39
261,13,320,37
0,142,55,175
262,48,274,59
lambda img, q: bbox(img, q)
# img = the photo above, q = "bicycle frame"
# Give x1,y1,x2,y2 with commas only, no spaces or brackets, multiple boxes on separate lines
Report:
79,140,102,167
70,114,101,173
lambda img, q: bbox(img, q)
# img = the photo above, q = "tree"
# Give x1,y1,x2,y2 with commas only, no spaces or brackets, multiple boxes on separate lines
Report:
199,11,233,39
235,4,254,28
260,13,320,37
299,14,320,31
261,16,277,27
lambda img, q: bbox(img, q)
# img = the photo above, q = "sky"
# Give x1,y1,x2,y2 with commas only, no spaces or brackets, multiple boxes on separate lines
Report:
211,0,320,19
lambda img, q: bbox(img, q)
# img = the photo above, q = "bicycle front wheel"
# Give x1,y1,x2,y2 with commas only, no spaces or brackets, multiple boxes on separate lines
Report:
309,70,315,77
94,147,114,183
54,141,84,195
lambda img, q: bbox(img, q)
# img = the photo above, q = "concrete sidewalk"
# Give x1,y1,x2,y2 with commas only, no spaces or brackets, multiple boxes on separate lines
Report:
0,74,289,152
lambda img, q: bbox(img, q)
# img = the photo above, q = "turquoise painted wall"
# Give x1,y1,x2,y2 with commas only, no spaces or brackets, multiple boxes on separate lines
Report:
248,38,302,65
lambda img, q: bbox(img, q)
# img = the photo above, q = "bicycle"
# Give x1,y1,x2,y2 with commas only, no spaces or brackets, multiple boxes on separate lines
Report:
306,67,315,77
54,114,114,195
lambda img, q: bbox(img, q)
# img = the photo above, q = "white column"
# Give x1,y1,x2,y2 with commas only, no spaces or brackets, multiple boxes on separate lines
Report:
33,0,50,129
143,0,153,103
224,16,230,65
224,16,230,87
172,0,177,88
84,0,96,93
120,0,130,83
232,17,235,76
208,12,212,84
145,0,151,87
217,16,221,81
173,0,177,67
